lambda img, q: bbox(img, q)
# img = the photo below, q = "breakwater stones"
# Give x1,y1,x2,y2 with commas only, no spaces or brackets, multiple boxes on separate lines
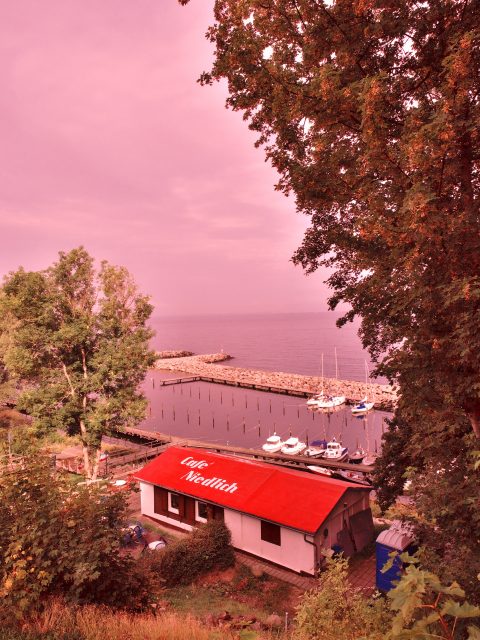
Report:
153,353,396,410
156,350,195,359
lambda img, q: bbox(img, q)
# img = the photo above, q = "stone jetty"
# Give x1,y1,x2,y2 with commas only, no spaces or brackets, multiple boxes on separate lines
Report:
153,353,396,410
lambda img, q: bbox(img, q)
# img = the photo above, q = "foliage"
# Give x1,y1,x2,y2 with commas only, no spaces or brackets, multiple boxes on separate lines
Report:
294,557,390,640
0,599,241,640
0,247,156,479
383,553,480,639
182,0,480,600
157,520,235,587
0,459,157,616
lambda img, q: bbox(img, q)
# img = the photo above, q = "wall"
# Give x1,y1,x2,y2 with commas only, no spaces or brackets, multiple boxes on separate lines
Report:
314,489,372,554
140,482,194,532
224,509,316,575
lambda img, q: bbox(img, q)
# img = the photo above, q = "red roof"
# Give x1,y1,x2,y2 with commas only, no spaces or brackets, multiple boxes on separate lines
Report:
135,446,369,534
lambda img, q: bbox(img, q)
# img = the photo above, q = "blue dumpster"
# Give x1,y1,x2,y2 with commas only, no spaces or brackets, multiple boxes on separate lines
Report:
376,520,415,592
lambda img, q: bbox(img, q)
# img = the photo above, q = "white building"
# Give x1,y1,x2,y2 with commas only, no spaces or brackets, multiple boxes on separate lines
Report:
136,446,374,575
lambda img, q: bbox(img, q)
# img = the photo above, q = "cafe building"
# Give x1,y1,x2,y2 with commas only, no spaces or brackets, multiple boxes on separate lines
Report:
135,446,374,575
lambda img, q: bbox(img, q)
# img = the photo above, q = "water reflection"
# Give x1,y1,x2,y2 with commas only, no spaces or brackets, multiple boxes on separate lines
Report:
141,370,390,454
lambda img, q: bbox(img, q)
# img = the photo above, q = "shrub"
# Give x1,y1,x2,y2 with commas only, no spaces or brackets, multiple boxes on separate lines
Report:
0,459,157,617
158,520,235,587
294,557,390,640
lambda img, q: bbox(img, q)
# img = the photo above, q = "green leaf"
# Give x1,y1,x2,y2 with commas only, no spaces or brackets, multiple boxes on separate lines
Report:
440,600,480,619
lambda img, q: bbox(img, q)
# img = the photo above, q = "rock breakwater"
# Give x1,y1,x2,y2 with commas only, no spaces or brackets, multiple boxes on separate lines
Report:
153,353,396,410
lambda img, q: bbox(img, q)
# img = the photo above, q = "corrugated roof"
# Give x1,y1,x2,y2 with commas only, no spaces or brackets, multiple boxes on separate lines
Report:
135,446,369,534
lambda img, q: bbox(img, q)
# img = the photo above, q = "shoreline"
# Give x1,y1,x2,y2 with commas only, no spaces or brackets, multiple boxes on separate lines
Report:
152,352,396,411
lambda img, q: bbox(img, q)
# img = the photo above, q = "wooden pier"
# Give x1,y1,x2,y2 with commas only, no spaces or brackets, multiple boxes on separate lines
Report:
114,426,375,476
157,375,323,399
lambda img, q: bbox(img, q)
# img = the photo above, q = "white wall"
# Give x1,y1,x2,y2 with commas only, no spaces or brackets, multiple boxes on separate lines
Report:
139,481,193,532
225,509,316,575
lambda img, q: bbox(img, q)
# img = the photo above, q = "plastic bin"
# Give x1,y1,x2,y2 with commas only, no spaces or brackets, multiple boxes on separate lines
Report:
375,520,415,592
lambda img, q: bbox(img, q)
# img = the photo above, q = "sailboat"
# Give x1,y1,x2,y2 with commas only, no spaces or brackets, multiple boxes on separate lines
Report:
308,350,345,409
351,362,375,414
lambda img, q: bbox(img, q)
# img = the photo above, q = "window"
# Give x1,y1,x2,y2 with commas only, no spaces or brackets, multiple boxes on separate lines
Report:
261,520,281,546
195,501,208,523
168,492,180,515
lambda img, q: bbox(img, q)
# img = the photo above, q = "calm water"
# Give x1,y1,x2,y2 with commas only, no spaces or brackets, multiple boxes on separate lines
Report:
149,312,374,382
142,372,389,454
143,313,389,453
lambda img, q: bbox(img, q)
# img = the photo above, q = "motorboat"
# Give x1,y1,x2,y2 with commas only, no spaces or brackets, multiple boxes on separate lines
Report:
362,452,379,466
307,465,333,477
261,433,284,453
335,469,372,486
304,439,328,458
351,398,375,414
281,436,307,456
323,438,348,462
349,447,366,464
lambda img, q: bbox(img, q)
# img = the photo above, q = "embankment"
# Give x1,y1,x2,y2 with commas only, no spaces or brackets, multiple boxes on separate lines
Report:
153,353,396,410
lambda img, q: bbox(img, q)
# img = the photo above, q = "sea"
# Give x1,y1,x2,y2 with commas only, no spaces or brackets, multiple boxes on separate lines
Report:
140,313,390,454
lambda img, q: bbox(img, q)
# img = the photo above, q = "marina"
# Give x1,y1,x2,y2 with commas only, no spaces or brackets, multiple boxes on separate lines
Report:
141,368,391,461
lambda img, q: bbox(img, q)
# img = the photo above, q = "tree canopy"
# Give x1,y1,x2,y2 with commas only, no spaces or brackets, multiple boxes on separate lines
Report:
0,248,156,479
182,0,480,598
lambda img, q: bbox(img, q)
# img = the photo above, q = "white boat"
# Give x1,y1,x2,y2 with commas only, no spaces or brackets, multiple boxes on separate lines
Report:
262,433,284,453
351,397,375,414
304,439,328,458
307,465,333,477
362,452,378,466
323,438,348,462
306,392,327,407
335,469,371,486
281,436,307,456
349,447,366,464
315,394,346,409
352,363,375,414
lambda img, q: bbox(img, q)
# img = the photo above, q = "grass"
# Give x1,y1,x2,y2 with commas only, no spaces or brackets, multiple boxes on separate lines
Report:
0,599,286,640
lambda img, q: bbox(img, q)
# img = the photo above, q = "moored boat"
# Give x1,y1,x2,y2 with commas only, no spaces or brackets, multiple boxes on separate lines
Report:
351,398,375,414
323,438,348,462
261,433,284,453
362,452,379,466
281,436,307,456
335,469,372,486
304,439,328,458
349,447,366,464
307,465,333,477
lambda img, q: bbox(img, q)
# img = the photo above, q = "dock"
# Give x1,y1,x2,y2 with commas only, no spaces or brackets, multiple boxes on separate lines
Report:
114,426,375,476
153,353,396,410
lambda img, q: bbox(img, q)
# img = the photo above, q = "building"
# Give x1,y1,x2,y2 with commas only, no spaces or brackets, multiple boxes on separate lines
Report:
135,446,374,575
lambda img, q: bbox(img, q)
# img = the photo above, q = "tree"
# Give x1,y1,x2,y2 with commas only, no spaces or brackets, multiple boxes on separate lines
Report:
0,248,156,479
0,458,157,616
181,0,480,597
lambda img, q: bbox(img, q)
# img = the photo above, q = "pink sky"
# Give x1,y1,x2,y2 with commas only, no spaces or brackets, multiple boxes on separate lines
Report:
0,0,330,315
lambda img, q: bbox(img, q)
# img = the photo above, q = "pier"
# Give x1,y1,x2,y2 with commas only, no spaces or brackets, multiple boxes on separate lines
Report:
153,353,396,411
113,426,375,476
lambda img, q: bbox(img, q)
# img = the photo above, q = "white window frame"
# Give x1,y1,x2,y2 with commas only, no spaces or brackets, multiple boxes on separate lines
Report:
195,500,208,523
168,492,180,515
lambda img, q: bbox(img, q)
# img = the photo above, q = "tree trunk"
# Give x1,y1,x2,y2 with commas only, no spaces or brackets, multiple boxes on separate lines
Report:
79,419,92,478
90,448,101,482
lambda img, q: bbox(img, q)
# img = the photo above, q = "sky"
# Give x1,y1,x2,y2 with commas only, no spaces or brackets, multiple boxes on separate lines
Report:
0,0,331,316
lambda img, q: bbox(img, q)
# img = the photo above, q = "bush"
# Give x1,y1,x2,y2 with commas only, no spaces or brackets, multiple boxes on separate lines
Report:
0,459,157,617
294,557,389,640
158,520,235,587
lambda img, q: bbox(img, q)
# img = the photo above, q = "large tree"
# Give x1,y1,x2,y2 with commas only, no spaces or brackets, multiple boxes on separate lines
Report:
0,248,156,480
182,0,480,596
